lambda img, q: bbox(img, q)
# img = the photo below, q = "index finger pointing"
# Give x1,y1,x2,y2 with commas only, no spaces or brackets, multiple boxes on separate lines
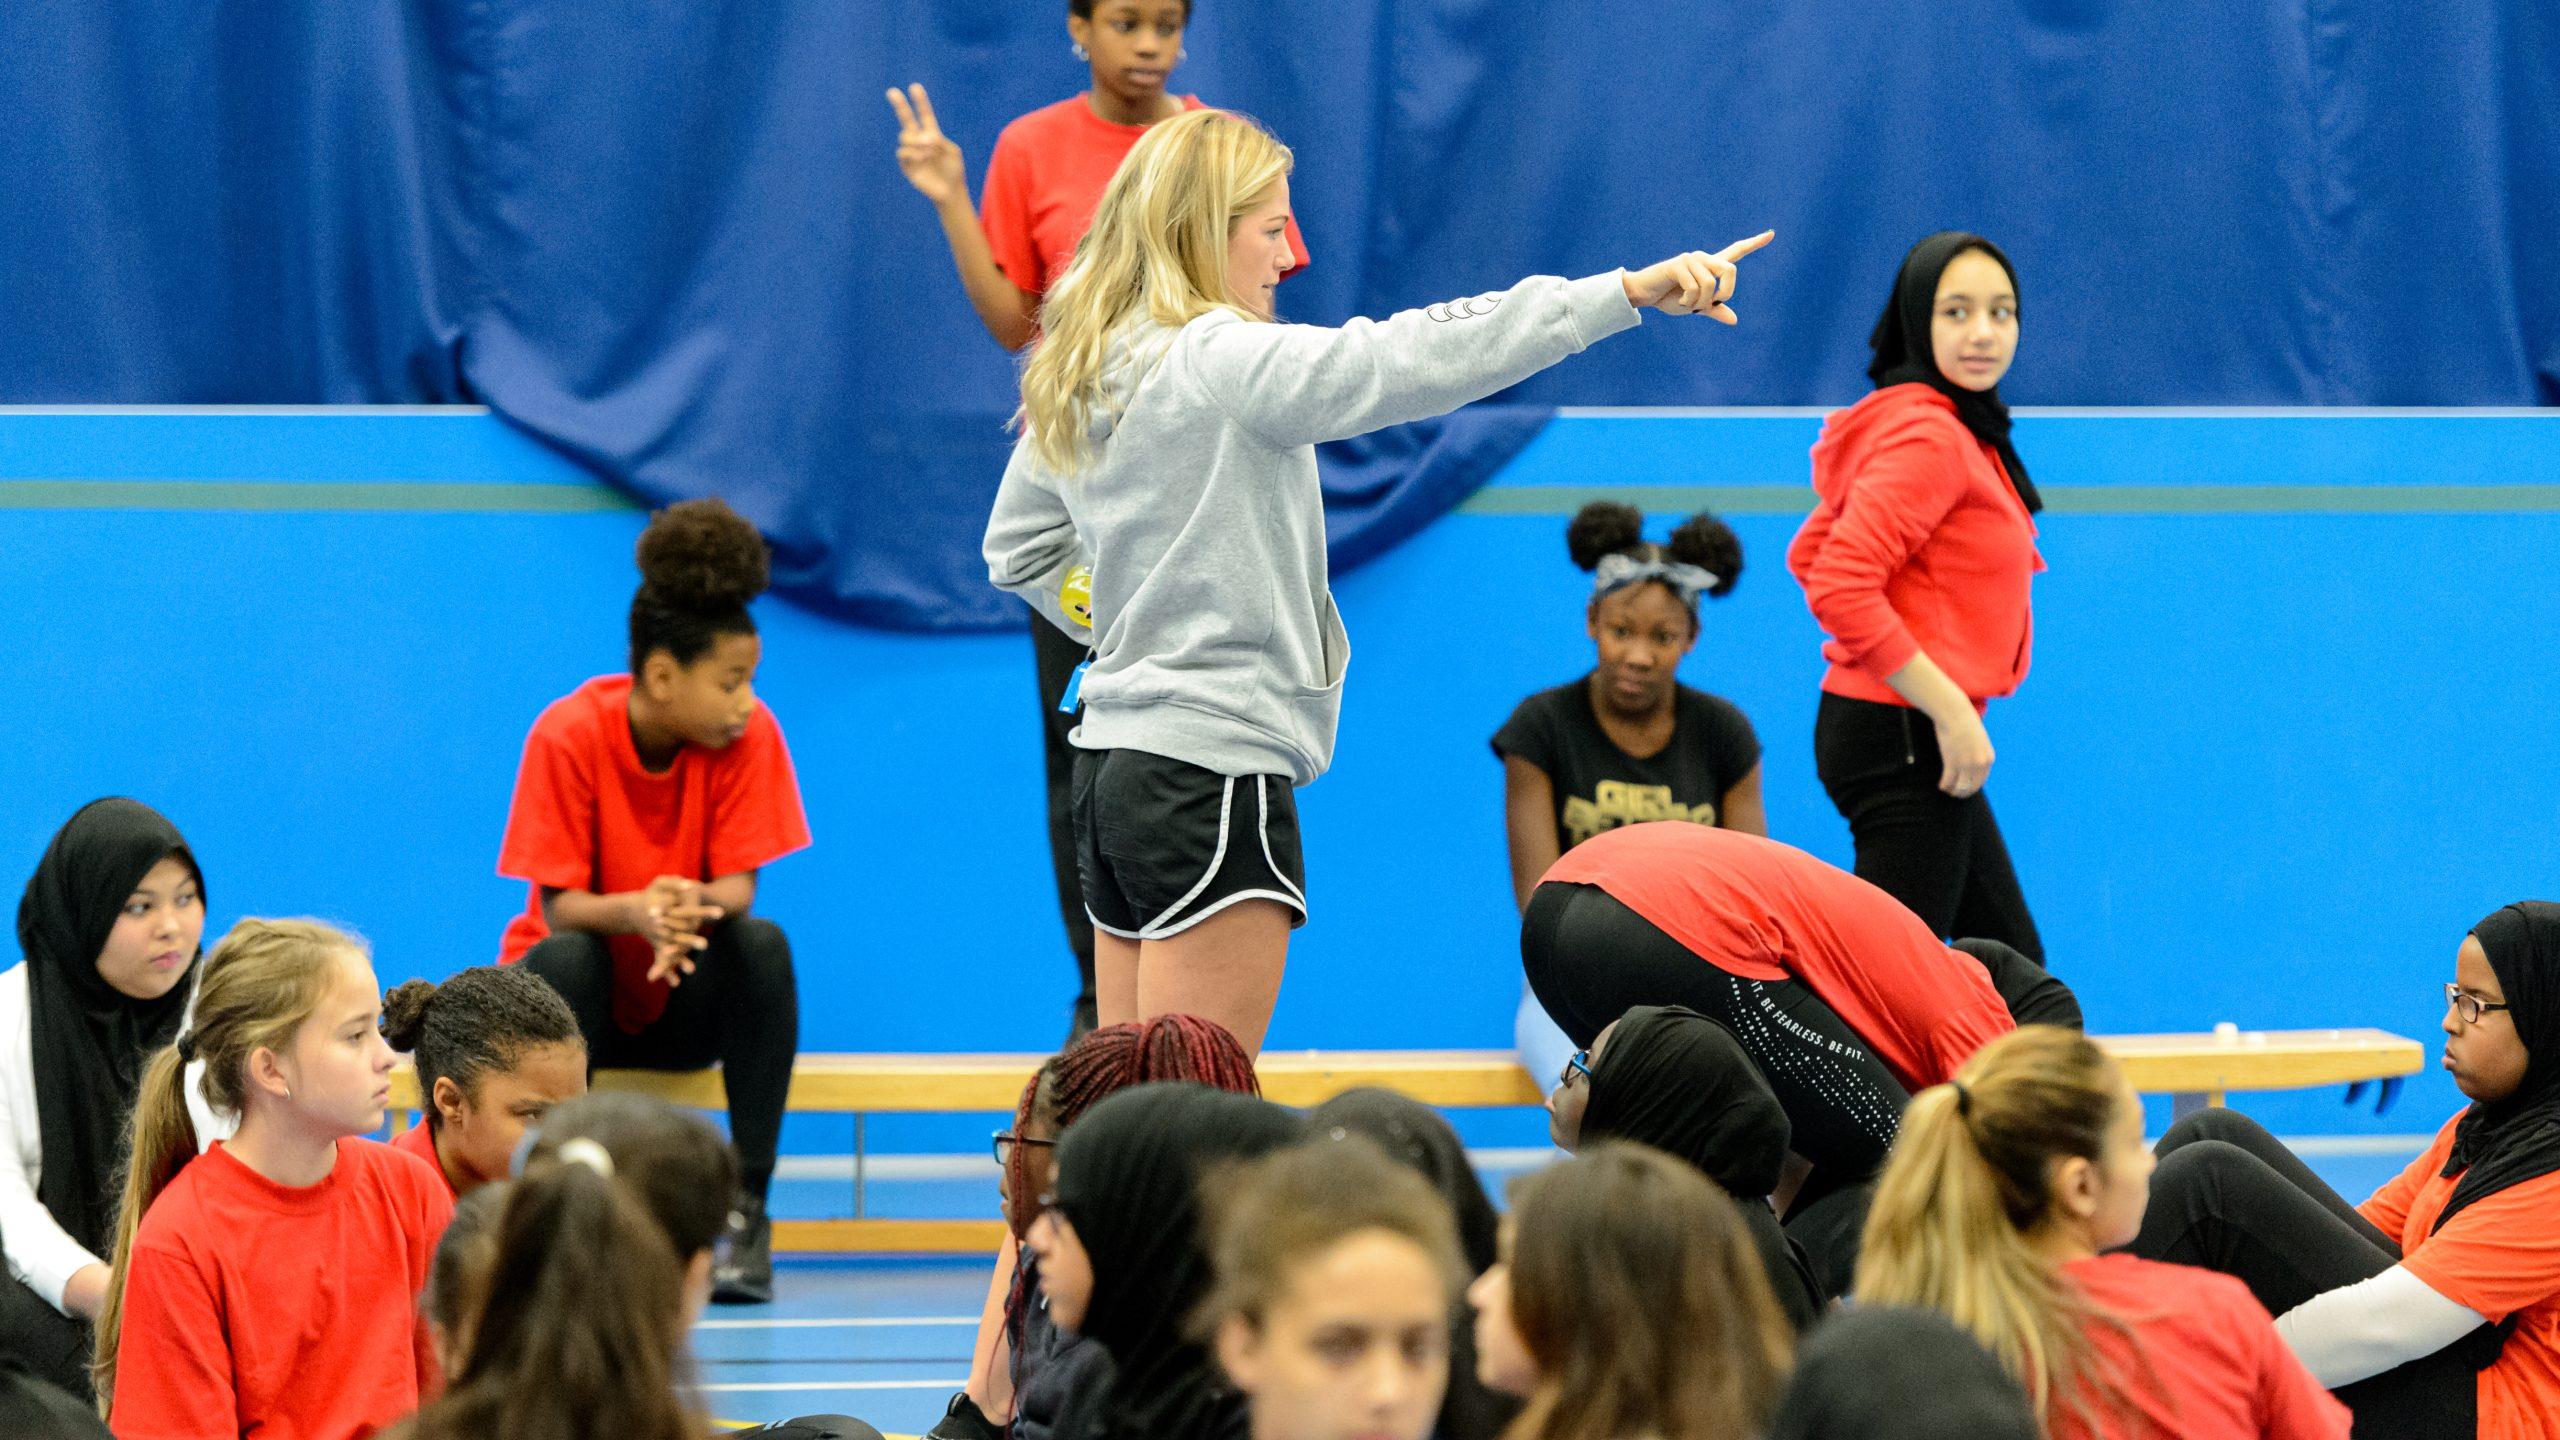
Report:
1714,229,1777,264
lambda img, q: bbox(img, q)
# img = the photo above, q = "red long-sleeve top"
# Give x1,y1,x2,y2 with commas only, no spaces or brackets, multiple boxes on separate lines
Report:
1787,384,2044,708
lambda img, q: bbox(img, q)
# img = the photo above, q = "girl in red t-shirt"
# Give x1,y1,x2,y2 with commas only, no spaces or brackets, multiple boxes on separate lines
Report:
497,497,811,1306
1857,1026,2349,1440
380,966,589,1199
888,1,1308,1043
96,918,454,1439
1789,232,2046,961
2135,902,2560,1440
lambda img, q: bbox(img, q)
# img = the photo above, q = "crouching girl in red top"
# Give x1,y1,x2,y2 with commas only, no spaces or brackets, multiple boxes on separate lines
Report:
497,498,811,1304
96,918,452,1439
1857,1026,2348,1440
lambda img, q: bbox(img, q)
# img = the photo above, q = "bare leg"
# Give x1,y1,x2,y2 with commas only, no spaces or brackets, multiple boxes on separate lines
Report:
962,1232,1020,1420
1095,931,1142,1028
1136,899,1292,1055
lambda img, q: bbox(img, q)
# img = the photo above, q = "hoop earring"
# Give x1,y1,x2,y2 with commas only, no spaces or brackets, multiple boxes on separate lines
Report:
1072,42,1089,61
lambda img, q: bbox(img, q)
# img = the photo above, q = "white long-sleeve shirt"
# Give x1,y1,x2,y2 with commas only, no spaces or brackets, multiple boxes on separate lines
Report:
0,963,229,1313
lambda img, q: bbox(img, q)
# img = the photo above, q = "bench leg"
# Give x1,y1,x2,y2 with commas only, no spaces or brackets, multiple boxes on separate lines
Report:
2169,1091,2228,1122
854,1112,868,1220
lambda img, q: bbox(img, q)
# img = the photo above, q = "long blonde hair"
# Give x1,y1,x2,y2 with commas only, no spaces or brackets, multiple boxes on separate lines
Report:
1853,1026,2146,1432
1018,107,1292,475
93,918,366,1407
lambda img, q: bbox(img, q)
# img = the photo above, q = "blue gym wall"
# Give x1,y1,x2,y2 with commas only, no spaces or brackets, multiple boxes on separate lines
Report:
5,409,2556,1149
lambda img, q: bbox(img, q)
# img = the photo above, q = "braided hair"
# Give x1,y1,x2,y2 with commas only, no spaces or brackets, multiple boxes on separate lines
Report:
1002,1015,1260,1328
382,967,585,1136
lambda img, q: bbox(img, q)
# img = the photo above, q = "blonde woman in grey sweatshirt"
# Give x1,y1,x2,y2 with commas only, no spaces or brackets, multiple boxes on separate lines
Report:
985,107,1772,1055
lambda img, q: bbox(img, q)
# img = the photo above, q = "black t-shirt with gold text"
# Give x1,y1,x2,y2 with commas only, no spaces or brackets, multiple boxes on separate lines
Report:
1491,676,1761,849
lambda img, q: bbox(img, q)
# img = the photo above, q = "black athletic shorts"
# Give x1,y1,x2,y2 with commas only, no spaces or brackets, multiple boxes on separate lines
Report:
1071,747,1308,940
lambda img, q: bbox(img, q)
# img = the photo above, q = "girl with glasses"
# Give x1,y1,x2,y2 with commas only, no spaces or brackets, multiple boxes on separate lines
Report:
2132,902,2560,1439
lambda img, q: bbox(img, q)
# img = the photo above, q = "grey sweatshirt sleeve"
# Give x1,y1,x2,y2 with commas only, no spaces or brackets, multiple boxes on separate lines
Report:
1188,271,1642,449
983,436,1096,643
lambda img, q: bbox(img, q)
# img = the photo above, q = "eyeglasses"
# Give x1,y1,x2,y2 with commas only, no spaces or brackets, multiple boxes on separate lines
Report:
1557,1049,1592,1091
2445,983,2514,1026
993,1130,1058,1167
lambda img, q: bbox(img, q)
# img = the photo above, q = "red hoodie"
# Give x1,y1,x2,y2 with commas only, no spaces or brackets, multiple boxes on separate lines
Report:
1787,384,2044,708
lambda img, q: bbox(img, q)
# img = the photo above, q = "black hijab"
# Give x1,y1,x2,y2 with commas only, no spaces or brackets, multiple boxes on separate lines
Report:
1050,1083,1303,1440
1578,1005,1821,1331
1307,1089,1521,1440
1767,1306,2037,1440
2436,901,2560,1230
1867,231,2041,515
1308,1087,1499,1274
1583,1005,1789,1197
16,798,201,1257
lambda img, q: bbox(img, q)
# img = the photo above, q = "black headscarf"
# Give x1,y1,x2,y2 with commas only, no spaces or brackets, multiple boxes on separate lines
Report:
1767,1306,2037,1440
1050,1083,1303,1440
2436,901,2560,1231
1867,231,2041,515
1308,1087,1499,1274
1583,1005,1789,1197
1307,1089,1521,1440
16,798,201,1257
1578,1005,1821,1331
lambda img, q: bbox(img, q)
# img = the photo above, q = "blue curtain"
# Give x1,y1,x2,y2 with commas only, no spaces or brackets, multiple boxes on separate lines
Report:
1,1,2551,628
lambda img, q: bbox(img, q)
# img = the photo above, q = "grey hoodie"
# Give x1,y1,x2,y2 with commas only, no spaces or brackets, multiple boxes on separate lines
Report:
985,270,1641,786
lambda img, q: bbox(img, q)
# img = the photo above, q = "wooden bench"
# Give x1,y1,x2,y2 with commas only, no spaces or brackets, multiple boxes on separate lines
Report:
387,1030,2421,1253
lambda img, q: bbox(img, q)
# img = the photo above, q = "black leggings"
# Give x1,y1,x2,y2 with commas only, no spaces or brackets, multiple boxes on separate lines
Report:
1815,693,2043,962
1522,881,1911,1185
2130,1109,2483,1437
1031,608,1097,1035
519,918,799,1201
0,1272,90,1400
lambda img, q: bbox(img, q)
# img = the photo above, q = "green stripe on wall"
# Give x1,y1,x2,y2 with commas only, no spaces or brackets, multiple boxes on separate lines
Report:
0,480,639,513
1459,484,2560,517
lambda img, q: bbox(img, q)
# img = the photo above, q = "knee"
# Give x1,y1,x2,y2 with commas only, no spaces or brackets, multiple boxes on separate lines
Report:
519,931,612,989
725,917,796,987
2159,1107,2272,1157
2150,1137,2256,1215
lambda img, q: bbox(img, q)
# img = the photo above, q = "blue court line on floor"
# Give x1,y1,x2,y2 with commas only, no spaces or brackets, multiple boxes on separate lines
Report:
1459,483,2560,516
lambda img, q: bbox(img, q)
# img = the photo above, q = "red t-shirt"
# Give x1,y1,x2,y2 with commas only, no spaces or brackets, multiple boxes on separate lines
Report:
2052,1254,2350,1440
109,1138,454,1440
979,95,1312,300
1539,822,2014,1090
1788,383,2045,708
389,1120,456,1198
2358,1110,2560,1440
496,674,812,1032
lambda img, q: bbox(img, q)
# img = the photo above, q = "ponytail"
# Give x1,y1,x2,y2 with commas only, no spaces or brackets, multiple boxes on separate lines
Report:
394,1152,698,1440
1852,1027,2141,1431
94,917,361,1406
90,1045,196,1404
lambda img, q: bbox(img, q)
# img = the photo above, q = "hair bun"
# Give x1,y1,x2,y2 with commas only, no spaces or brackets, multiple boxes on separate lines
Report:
1665,510,1744,599
380,978,438,1053
1566,500,1648,572
635,498,770,614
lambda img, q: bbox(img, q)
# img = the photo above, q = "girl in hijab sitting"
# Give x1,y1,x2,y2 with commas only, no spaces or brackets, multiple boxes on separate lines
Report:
0,798,221,1399
1027,1083,1303,1440
2134,902,2560,1439
1538,1004,1824,1327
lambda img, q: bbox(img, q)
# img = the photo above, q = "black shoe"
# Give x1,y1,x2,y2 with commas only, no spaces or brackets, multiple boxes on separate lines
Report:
711,1195,774,1305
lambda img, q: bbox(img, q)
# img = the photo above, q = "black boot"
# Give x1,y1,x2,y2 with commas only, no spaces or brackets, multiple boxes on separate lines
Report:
712,1194,774,1305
